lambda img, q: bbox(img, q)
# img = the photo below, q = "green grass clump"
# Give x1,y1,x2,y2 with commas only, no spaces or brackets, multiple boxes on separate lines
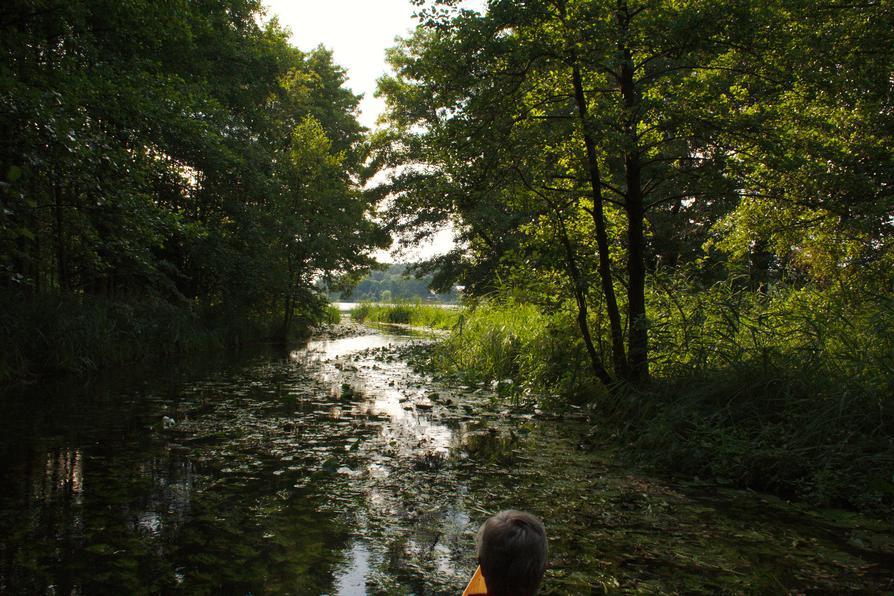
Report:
351,301,460,330
321,304,341,325
433,301,601,401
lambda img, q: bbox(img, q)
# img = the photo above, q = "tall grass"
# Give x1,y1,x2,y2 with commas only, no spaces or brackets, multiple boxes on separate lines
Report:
434,301,600,401
322,304,341,325
351,301,460,330
428,281,894,511
647,272,894,389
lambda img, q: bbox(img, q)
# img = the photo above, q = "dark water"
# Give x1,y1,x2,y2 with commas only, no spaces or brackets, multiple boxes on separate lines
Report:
1,324,892,595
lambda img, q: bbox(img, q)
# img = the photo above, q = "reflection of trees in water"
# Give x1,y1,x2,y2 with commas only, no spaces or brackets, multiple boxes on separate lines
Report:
129,458,196,536
28,447,87,567
35,448,84,503
33,446,197,537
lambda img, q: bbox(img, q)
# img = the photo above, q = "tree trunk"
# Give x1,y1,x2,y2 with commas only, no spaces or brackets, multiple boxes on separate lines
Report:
52,175,68,291
617,1,649,382
570,61,629,379
281,291,293,341
556,210,614,386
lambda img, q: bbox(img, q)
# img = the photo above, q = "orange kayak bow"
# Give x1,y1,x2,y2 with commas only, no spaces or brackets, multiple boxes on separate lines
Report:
462,565,488,596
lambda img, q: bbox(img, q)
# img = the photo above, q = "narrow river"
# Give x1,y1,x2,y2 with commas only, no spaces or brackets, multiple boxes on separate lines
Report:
1,322,891,594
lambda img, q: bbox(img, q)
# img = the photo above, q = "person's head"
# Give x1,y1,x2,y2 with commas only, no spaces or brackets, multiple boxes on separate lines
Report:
476,510,548,596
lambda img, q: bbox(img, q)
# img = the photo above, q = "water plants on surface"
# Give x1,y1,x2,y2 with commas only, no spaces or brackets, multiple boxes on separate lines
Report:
2,324,891,594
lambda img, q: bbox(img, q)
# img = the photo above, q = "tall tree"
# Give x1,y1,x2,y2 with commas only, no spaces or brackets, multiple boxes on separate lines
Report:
378,0,892,387
380,0,736,384
1,0,387,332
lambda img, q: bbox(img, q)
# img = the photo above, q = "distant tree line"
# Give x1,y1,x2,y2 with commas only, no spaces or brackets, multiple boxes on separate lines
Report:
335,263,458,303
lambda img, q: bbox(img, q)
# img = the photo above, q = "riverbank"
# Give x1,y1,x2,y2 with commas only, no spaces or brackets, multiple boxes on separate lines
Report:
0,289,333,385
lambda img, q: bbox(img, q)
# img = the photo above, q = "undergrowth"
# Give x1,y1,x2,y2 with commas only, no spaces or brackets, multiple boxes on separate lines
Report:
0,289,326,384
602,364,894,513
429,284,894,513
433,301,600,402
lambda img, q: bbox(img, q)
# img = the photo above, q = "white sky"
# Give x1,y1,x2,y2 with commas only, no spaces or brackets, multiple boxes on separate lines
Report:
262,0,466,262
263,0,421,129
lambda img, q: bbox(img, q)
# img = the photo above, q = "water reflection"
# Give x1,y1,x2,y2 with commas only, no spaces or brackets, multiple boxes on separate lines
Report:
333,541,371,595
292,329,476,592
37,448,84,503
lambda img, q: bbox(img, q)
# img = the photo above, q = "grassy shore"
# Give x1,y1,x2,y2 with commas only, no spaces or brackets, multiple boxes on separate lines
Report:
425,298,894,514
350,301,461,330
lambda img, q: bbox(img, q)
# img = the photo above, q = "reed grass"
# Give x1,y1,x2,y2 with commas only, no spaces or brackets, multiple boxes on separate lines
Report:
428,284,894,512
351,301,460,330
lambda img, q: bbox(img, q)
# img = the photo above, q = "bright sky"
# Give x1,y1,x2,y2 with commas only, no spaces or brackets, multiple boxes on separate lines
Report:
262,0,467,262
263,0,419,129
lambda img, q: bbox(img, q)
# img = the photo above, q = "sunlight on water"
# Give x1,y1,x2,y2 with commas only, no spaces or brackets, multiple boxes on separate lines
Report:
333,541,371,596
298,333,406,360
37,448,84,502
2,326,892,594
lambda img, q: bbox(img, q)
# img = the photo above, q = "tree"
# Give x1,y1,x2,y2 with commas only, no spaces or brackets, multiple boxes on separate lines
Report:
378,0,892,387
379,0,734,384
1,0,388,337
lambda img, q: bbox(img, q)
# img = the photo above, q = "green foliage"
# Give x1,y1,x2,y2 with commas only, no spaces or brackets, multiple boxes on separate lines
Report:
375,0,893,509
647,269,894,387
612,361,893,512
351,301,461,330
427,276,894,510
0,1,387,377
433,301,602,402
321,304,342,326
0,289,245,382
378,0,893,384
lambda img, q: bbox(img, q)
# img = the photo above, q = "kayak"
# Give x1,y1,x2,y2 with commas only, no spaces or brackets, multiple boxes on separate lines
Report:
462,565,488,596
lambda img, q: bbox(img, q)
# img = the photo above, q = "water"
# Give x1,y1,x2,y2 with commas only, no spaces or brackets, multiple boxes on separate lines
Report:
1,323,892,594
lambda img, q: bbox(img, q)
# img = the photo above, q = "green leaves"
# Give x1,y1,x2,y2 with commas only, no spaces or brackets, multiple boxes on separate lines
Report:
379,0,892,386
0,0,385,333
